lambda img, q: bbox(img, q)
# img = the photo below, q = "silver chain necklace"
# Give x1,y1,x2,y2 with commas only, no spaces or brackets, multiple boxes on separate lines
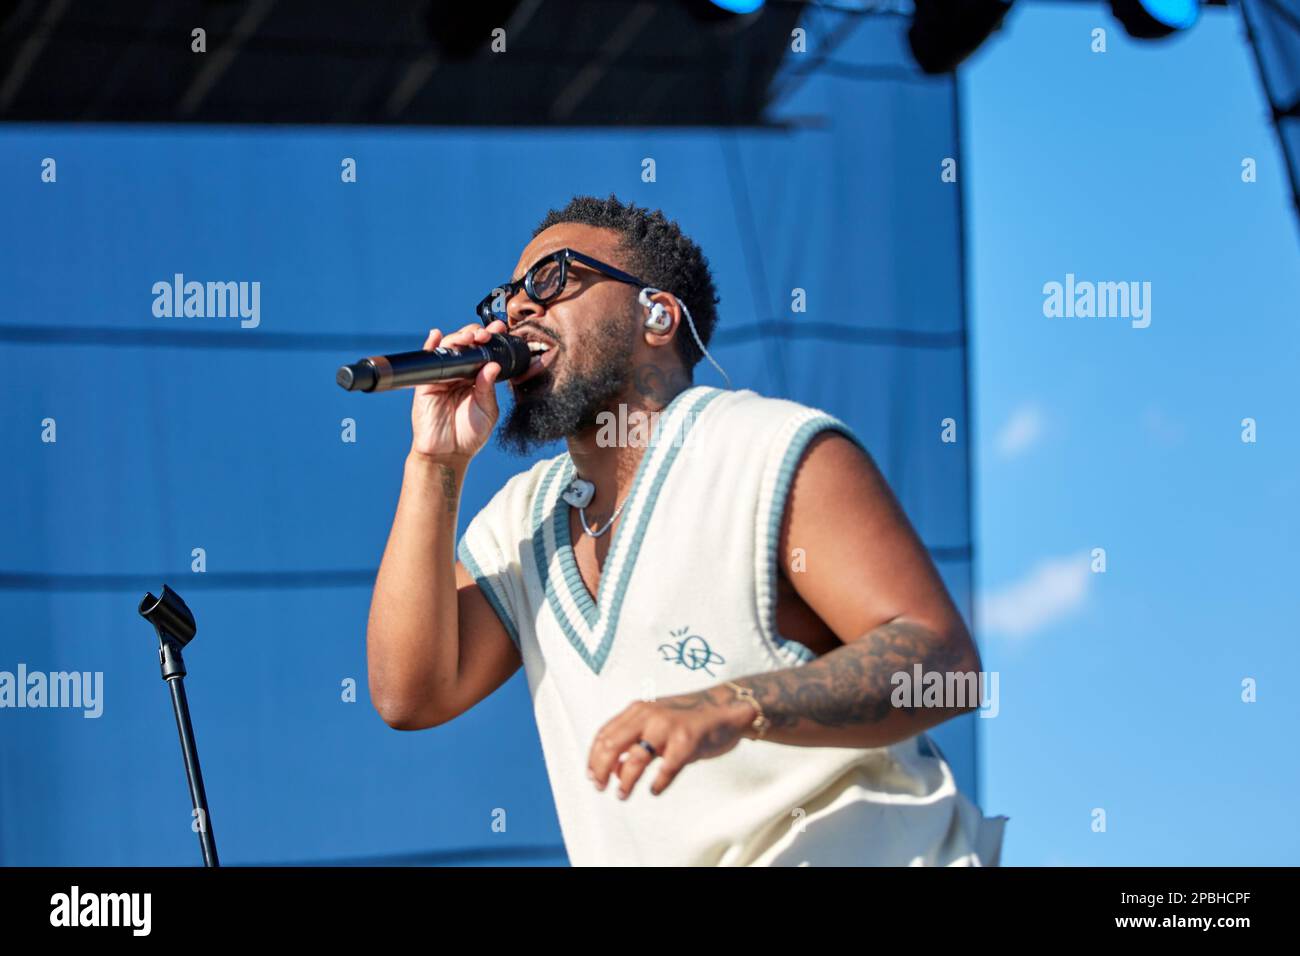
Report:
579,495,628,538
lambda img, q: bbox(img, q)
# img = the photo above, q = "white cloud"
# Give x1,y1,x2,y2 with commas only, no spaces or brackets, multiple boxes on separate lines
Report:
977,551,1091,639
995,403,1045,459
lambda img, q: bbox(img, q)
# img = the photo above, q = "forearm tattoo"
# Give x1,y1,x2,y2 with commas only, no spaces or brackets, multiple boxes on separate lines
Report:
741,620,966,730
437,464,457,517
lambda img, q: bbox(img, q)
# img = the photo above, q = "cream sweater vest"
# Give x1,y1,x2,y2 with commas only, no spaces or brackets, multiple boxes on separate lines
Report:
458,385,1007,866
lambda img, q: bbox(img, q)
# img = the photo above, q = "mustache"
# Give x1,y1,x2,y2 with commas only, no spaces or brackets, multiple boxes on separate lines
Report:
510,321,562,348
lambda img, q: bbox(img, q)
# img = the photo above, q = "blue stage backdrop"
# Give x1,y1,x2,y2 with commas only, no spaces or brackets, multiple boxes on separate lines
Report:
0,15,979,865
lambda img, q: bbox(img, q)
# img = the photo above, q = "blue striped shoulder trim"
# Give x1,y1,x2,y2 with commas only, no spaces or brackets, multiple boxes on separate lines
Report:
765,414,868,664
457,537,521,650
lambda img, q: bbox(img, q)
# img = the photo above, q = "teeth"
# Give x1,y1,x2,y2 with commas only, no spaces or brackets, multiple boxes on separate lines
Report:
526,341,551,353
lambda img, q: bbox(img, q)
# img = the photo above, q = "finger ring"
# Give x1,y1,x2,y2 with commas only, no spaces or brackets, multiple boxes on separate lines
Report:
637,739,657,757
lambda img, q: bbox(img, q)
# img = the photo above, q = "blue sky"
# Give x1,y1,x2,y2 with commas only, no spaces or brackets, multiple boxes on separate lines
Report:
2,1,1293,868
963,2,1300,864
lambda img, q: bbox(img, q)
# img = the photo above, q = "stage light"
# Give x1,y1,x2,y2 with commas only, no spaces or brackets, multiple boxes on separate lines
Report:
908,0,1014,74
1109,0,1200,40
681,0,766,25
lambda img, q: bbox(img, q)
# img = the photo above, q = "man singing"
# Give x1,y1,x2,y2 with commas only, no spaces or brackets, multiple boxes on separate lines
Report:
366,195,1006,866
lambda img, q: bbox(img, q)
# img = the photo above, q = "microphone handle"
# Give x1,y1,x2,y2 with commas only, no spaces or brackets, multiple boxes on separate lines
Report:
379,347,495,388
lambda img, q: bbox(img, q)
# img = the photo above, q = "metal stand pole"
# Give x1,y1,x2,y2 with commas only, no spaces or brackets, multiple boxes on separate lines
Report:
140,585,220,867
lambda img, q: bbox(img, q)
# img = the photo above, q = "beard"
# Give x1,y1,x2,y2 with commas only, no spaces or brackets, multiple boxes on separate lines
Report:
497,315,635,456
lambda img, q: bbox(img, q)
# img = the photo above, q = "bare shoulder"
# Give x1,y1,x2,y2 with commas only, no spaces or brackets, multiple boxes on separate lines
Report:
776,425,960,643
779,429,901,552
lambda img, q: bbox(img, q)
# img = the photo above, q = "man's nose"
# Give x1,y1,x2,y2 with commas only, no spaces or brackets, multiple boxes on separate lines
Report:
506,288,543,328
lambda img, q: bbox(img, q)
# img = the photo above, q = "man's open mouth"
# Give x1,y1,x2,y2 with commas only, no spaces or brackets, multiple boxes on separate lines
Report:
511,339,557,385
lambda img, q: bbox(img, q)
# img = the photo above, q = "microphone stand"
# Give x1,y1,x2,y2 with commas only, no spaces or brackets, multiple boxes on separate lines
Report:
138,585,220,867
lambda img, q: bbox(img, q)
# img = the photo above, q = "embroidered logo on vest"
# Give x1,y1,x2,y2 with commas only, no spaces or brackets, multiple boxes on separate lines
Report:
657,627,725,675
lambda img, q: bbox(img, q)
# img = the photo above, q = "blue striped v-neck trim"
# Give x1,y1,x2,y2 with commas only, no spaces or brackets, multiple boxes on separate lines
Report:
531,386,724,674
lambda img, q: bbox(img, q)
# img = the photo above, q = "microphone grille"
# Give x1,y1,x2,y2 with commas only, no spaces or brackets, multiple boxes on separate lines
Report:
491,334,534,379
336,362,377,392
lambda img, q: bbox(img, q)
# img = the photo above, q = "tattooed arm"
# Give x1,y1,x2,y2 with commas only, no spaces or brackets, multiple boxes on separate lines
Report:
721,618,978,749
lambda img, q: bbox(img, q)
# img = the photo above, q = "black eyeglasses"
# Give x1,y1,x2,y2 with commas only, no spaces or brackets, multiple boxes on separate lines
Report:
476,247,652,326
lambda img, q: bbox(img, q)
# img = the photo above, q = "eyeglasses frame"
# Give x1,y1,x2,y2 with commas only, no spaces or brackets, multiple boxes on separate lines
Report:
476,247,653,326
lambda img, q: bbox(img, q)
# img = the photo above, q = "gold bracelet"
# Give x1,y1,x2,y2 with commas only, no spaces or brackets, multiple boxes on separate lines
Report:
725,681,770,739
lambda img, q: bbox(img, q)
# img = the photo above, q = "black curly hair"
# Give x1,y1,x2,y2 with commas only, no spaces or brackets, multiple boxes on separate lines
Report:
532,195,720,372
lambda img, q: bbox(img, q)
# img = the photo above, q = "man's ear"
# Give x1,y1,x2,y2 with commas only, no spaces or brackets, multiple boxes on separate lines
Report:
641,289,680,347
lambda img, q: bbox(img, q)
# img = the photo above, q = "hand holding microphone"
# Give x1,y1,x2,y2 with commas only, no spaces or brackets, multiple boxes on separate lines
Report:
340,320,524,463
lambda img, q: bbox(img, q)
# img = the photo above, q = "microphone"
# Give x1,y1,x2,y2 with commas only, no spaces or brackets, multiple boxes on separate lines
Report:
336,333,533,392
